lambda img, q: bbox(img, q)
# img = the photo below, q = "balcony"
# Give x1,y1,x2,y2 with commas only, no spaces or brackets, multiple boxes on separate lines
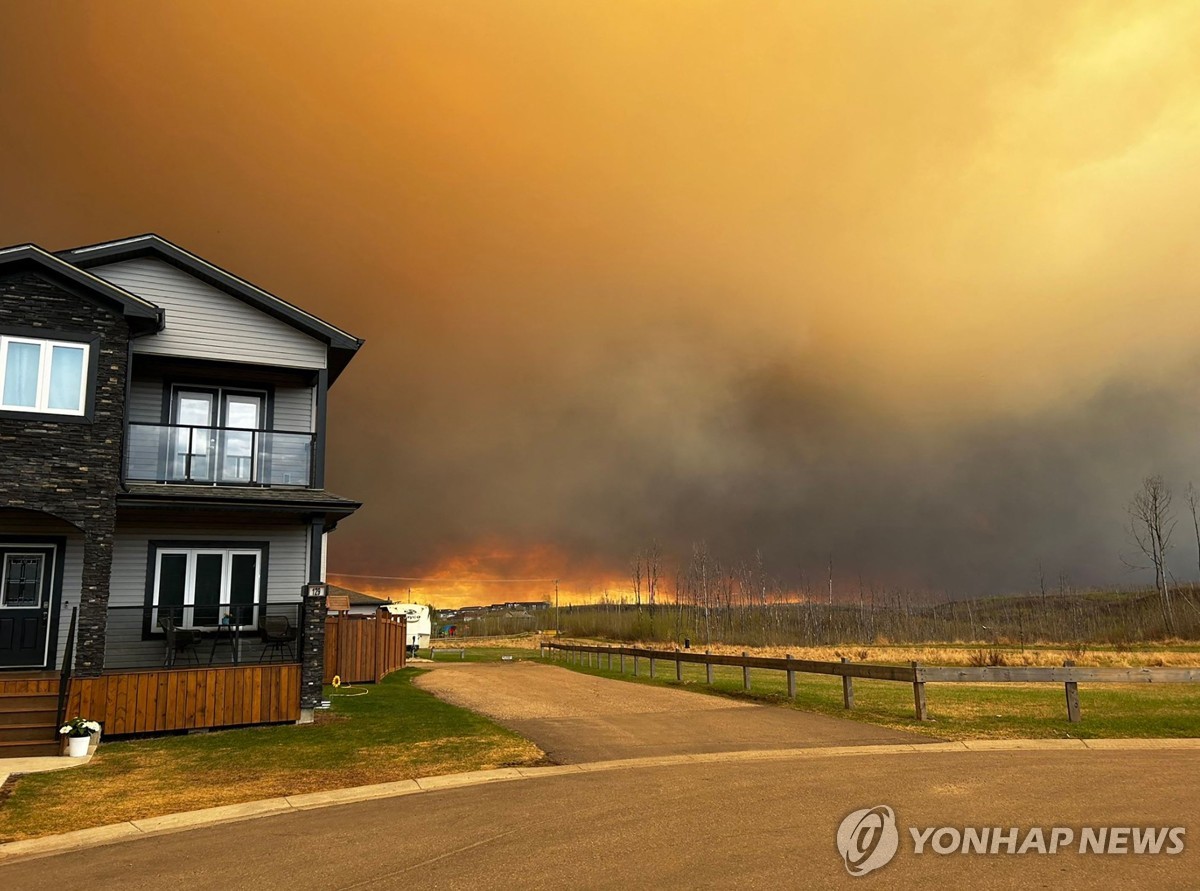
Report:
125,423,315,488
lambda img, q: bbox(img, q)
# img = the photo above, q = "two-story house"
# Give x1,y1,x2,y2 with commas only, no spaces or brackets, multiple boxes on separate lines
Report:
0,234,362,754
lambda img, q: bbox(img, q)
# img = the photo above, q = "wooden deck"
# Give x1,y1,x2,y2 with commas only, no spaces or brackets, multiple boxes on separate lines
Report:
0,674,61,695
66,664,301,736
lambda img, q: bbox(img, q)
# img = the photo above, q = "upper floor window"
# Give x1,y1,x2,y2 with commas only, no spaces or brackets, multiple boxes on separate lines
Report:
0,335,90,416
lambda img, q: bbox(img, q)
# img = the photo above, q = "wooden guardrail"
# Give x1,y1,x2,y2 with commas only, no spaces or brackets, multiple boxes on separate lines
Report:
541,641,1200,723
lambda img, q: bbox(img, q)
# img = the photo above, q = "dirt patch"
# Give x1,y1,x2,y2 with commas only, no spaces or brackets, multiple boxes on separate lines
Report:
416,660,754,721
415,661,928,763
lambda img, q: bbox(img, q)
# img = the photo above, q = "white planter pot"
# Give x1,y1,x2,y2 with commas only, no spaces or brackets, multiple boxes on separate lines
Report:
67,735,90,758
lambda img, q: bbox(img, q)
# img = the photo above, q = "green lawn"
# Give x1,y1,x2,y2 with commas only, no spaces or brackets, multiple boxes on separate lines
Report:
541,650,1200,740
0,668,542,843
423,646,537,663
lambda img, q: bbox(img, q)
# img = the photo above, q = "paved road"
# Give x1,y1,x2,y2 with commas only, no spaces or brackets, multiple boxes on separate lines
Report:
5,748,1197,889
413,661,927,761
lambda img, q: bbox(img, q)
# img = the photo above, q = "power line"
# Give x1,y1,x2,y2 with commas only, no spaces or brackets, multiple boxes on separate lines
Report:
327,573,562,583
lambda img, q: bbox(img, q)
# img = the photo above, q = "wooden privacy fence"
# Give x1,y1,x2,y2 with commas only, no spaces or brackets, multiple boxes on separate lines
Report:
324,609,408,684
542,641,1200,723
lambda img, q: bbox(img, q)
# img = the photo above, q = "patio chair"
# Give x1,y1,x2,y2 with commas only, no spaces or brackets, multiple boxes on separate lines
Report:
158,614,199,667
259,614,298,662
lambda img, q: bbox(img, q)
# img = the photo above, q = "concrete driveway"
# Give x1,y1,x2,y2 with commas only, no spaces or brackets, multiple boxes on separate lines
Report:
4,747,1196,889
413,660,928,761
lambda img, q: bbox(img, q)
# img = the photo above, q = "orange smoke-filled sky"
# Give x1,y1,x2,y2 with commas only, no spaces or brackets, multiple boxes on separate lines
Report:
3,2,1200,602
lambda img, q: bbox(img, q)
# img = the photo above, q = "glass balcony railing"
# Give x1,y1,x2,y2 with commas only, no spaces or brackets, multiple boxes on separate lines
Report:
125,423,315,487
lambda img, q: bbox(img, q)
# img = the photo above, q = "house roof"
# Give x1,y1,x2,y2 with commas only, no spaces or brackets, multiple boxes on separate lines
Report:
56,234,364,383
327,584,392,607
0,243,164,334
117,483,361,526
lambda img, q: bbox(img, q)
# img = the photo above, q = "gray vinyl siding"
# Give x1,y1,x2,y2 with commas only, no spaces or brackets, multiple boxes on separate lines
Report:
0,512,83,671
273,385,315,432
104,513,312,670
129,374,164,424
92,257,327,370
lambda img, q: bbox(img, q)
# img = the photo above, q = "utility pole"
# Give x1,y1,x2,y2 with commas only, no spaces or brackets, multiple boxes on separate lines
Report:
554,579,560,638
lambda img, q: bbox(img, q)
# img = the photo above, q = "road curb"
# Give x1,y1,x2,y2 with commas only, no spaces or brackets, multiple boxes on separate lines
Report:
3,737,1198,864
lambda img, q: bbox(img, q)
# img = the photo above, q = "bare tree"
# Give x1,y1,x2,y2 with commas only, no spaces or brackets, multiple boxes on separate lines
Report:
689,541,713,645
644,540,661,620
1127,474,1176,633
630,551,643,613
1186,482,1200,582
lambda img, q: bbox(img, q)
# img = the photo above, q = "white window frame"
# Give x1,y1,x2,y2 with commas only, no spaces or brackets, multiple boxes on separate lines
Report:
152,547,262,629
0,335,90,415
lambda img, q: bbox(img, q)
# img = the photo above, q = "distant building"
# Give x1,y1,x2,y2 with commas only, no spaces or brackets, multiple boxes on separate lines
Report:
327,584,392,616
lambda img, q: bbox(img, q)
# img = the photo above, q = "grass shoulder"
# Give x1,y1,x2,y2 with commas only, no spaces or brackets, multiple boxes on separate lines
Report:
542,649,1200,742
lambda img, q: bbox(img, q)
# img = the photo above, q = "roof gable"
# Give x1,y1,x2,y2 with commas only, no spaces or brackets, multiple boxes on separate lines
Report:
92,256,329,370
58,234,363,382
0,244,163,333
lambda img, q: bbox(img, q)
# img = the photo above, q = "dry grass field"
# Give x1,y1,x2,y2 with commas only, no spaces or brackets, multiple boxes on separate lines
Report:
548,637,1200,668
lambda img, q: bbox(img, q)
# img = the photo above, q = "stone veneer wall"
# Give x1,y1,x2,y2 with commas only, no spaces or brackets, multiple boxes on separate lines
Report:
299,584,328,712
0,272,130,675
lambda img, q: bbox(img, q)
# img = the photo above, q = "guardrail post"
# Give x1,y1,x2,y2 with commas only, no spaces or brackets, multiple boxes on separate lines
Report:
430,647,437,661
676,655,682,682
650,656,656,678
911,661,927,720
742,652,751,691
705,651,713,684
1064,659,1081,723
608,646,613,670
841,657,854,709
460,648,465,660
620,651,625,674
786,655,796,699
634,654,640,676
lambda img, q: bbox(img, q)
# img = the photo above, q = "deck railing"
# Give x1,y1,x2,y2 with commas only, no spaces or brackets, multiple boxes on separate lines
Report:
124,422,314,487
103,602,303,670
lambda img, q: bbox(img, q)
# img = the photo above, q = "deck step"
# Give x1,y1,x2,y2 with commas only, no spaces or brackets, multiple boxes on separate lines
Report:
0,739,60,758
0,708,56,727
0,724,57,744
0,694,59,711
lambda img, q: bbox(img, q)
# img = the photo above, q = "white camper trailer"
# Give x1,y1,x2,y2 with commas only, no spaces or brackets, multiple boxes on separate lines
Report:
384,603,432,654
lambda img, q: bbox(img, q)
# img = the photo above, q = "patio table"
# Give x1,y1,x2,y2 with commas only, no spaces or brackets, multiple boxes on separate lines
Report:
207,621,241,665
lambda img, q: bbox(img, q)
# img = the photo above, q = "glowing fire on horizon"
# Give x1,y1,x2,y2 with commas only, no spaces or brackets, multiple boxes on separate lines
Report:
326,542,627,609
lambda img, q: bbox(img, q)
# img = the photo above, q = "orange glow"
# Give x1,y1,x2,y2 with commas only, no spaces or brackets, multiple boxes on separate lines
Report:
327,541,625,609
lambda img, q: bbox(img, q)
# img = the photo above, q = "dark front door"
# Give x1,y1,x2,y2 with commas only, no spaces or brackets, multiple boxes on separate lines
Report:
0,546,55,668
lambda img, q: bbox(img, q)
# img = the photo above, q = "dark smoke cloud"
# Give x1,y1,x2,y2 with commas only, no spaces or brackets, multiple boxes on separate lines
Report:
1,2,1199,600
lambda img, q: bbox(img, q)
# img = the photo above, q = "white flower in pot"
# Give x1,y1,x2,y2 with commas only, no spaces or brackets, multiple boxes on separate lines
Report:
59,716,101,758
